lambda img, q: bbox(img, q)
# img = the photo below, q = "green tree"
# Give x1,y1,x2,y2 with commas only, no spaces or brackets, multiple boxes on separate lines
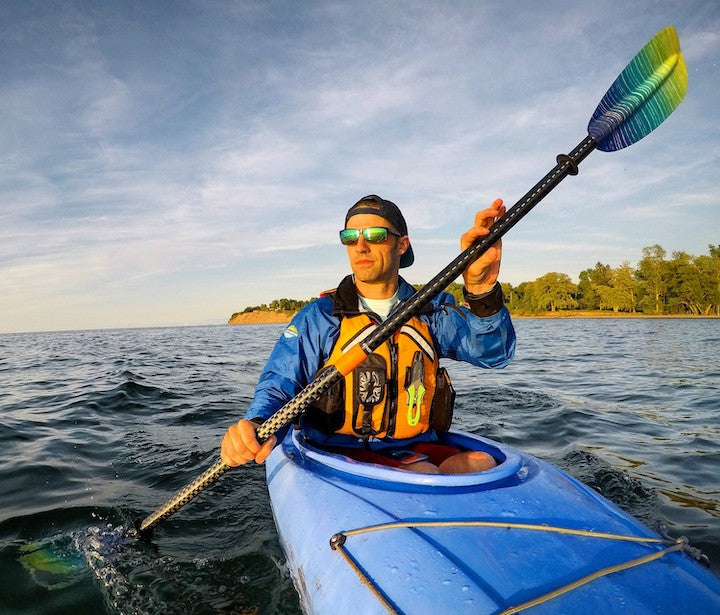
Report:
665,252,703,314
577,262,612,310
596,262,639,313
636,244,668,314
693,254,719,315
500,282,518,311
510,281,534,313
664,249,720,316
530,272,578,312
698,244,720,316
444,282,464,304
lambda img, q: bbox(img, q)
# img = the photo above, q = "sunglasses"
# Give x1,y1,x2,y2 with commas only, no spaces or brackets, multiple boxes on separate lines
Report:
339,226,403,245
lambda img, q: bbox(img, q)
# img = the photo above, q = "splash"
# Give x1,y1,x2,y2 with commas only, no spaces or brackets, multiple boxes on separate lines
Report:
19,524,170,614
18,532,88,591
19,524,264,614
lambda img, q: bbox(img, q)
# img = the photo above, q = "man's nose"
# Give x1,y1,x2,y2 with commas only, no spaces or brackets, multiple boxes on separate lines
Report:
354,235,370,251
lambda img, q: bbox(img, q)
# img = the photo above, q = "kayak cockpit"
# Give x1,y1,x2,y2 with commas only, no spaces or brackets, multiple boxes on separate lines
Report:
283,428,527,491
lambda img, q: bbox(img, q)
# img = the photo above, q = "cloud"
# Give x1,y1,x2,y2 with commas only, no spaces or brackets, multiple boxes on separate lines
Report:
682,24,720,61
1,1,718,332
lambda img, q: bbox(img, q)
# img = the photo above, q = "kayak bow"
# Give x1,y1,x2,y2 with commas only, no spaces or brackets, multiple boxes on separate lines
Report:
267,429,720,615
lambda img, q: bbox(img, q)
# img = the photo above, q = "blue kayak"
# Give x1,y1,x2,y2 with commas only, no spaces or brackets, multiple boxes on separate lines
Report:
266,428,720,614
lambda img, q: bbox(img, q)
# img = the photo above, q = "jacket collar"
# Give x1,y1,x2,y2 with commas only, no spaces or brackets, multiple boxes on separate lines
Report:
331,275,418,318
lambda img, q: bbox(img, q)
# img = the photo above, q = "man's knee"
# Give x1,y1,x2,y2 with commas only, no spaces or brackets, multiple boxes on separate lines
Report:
438,451,497,474
403,460,441,474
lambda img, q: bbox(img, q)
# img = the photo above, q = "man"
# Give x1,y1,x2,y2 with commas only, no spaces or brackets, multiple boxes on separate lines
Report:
221,195,515,473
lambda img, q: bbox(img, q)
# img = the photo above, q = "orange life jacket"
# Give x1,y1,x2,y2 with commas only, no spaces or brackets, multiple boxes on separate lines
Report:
316,312,454,440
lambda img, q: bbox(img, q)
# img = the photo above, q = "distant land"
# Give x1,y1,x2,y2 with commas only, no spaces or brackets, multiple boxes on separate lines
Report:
229,245,720,322
228,310,297,324
227,309,716,325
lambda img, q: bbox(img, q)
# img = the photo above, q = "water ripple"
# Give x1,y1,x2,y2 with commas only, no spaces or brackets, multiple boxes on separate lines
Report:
1,320,718,613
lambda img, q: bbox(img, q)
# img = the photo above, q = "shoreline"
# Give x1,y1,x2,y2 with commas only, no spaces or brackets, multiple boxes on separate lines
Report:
512,311,720,319
228,309,718,325
228,310,298,325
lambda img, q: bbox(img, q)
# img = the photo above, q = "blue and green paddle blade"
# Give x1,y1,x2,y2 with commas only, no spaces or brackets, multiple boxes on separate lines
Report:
19,535,87,590
588,25,687,151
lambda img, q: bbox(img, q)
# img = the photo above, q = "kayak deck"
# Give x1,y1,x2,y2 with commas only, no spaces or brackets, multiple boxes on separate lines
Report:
266,429,720,614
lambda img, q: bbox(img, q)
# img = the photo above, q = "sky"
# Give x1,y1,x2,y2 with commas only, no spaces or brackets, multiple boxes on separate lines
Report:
1,1,718,333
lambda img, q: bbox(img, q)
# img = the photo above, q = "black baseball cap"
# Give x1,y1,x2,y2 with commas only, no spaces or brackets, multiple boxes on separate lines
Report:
344,195,414,268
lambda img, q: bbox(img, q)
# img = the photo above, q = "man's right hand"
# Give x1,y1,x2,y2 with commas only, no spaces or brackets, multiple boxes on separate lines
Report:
221,418,277,466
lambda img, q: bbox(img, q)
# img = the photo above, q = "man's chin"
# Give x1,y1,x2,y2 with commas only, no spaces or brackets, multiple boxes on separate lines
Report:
350,267,377,282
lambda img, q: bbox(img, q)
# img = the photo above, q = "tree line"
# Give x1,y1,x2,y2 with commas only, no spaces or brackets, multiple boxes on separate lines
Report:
232,244,720,319
499,244,720,316
230,297,315,320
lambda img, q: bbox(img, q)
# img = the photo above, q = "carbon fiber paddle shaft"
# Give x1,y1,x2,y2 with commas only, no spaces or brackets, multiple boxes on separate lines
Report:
137,367,342,534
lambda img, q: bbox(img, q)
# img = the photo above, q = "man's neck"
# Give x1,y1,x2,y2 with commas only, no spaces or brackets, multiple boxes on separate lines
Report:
358,291,399,322
354,279,399,299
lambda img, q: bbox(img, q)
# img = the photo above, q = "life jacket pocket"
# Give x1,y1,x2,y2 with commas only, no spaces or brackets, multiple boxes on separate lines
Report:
429,367,455,432
351,353,388,438
304,365,346,433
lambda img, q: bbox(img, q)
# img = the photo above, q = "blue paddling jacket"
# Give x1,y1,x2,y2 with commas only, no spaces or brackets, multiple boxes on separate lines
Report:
244,275,516,447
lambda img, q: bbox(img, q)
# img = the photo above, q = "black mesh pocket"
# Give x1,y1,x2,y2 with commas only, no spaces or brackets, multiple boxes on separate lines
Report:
429,367,455,432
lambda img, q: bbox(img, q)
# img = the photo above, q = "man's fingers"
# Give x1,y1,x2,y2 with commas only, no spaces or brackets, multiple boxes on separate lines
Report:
462,199,505,250
221,424,249,466
220,419,274,466
460,226,489,250
473,199,505,229
255,436,277,464
238,419,261,455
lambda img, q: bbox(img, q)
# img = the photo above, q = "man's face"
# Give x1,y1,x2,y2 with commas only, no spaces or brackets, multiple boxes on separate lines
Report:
344,213,410,289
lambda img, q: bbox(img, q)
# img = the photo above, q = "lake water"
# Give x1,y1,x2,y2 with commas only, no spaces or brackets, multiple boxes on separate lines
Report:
0,319,718,614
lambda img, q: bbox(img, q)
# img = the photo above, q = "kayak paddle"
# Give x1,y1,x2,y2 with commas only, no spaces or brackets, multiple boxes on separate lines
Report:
136,25,687,537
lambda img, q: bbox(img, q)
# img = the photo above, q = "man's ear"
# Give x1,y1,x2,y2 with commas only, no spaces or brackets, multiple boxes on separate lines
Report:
397,236,410,255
